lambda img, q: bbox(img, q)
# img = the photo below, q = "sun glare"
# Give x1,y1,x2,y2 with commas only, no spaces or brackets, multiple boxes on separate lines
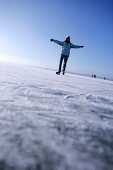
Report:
0,54,46,67
0,54,18,63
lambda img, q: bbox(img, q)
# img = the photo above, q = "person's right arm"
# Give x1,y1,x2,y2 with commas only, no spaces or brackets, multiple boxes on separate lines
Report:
50,39,63,46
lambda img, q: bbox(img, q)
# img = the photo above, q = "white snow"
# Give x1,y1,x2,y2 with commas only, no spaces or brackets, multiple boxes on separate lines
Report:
0,62,113,170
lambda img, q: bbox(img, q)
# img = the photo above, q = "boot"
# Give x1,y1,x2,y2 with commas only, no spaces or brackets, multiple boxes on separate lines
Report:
56,71,60,75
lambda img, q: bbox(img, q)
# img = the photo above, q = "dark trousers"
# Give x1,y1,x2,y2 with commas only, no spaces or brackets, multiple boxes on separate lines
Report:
58,55,69,72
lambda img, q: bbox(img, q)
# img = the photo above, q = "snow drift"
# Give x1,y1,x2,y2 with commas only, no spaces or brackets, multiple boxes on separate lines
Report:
0,62,113,170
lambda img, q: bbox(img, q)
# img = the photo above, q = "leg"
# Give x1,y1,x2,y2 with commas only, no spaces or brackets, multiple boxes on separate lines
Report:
58,55,64,73
63,56,68,73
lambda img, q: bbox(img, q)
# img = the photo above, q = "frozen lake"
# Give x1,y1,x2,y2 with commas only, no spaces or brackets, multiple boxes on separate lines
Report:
0,62,113,170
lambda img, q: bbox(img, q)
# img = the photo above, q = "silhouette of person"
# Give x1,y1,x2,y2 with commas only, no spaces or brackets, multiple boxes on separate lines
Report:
50,36,84,75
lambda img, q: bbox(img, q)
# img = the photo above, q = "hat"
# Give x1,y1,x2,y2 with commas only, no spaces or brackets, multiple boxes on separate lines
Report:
66,36,70,39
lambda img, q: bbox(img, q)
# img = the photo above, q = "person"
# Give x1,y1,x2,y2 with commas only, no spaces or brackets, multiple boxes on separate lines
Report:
50,36,84,75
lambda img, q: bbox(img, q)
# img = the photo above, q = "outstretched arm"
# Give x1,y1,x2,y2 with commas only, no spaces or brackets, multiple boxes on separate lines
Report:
70,43,84,48
50,38,63,46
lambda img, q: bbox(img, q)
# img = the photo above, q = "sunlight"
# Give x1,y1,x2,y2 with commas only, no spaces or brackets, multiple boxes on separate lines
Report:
0,54,19,63
0,53,47,68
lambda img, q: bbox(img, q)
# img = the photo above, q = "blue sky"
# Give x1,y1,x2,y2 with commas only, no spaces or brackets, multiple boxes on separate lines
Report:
0,0,113,78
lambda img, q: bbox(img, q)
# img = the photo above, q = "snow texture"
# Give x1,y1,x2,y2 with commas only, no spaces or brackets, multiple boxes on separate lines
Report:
0,62,113,170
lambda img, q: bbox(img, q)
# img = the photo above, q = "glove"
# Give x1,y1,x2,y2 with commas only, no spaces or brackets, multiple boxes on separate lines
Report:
50,38,54,42
80,46,84,48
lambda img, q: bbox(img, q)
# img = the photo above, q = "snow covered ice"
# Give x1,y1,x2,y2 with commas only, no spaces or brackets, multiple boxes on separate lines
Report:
0,62,113,170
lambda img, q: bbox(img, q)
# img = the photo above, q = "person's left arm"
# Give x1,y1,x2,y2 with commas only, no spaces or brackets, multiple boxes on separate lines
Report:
70,43,84,48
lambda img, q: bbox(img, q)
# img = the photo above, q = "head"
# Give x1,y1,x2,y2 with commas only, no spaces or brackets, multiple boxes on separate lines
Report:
65,36,70,43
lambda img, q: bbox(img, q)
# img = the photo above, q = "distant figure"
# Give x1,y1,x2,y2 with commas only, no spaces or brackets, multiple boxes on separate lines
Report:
92,74,96,78
50,36,84,75
104,77,105,80
94,74,96,78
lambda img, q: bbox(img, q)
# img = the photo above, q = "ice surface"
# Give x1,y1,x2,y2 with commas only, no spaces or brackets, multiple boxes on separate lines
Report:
0,62,113,170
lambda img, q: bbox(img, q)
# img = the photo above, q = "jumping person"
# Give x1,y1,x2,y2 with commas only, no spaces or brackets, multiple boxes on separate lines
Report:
50,36,84,75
